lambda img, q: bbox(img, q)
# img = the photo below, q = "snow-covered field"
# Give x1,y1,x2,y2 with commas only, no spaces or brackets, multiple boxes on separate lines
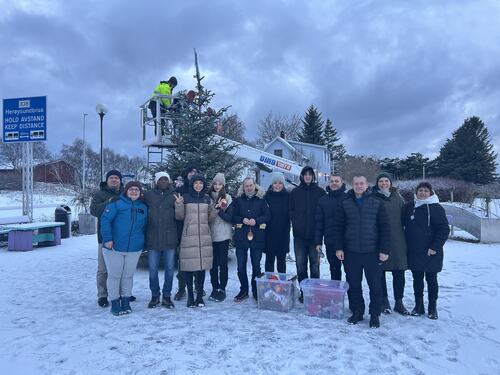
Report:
1,235,499,375
0,185,76,221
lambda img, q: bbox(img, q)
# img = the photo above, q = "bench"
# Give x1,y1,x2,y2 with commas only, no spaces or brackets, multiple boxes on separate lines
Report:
3,222,65,251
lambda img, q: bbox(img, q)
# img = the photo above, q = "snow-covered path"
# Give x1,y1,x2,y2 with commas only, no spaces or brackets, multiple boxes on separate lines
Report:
1,236,499,375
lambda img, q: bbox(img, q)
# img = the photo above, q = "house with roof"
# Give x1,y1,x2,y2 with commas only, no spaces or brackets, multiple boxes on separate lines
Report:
258,137,331,188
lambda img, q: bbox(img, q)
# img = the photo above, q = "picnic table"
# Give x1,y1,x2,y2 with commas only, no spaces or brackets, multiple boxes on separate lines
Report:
2,222,65,251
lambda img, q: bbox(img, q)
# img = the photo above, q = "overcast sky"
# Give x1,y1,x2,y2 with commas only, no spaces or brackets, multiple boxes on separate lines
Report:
1,0,500,162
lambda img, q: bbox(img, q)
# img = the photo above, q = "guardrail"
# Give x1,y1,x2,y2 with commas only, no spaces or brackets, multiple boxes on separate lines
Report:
442,203,500,243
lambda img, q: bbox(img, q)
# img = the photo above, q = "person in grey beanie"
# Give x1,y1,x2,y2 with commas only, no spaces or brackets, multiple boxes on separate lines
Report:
372,172,410,315
264,172,290,273
208,173,233,302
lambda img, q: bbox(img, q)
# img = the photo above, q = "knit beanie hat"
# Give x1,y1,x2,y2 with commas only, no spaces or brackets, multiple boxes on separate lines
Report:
270,172,285,185
155,171,171,184
106,169,122,182
124,181,142,195
212,173,226,185
375,172,393,186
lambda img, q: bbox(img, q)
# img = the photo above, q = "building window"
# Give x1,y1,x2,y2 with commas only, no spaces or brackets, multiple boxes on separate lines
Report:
274,149,283,157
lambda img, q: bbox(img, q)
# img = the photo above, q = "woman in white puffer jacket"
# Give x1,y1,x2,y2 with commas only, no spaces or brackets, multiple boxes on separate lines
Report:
208,173,233,302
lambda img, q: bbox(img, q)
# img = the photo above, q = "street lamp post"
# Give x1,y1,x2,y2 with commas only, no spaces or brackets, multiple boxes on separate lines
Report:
96,104,108,182
82,113,88,189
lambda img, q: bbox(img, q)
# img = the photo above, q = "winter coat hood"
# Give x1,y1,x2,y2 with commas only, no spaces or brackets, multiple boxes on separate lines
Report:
188,173,208,197
412,193,441,227
299,166,316,185
237,183,265,198
414,193,440,207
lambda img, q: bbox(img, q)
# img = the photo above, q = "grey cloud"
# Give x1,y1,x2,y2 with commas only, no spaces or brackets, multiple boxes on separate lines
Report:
0,0,499,163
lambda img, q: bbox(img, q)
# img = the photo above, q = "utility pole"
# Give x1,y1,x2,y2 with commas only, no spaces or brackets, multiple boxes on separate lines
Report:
82,113,88,189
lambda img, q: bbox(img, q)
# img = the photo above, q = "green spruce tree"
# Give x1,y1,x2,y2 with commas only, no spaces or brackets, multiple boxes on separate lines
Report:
298,105,324,145
436,116,497,184
150,85,245,193
323,118,346,172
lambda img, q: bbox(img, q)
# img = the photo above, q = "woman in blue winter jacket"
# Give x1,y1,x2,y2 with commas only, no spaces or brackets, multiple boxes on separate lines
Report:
101,181,148,316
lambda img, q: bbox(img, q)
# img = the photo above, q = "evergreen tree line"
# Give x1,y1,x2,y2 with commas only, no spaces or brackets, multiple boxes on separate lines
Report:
255,108,498,185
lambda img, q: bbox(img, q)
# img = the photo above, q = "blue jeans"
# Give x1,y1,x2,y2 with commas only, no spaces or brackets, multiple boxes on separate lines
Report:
148,249,175,298
236,247,263,293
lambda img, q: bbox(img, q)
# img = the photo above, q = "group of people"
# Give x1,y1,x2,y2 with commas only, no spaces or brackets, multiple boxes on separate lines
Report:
90,165,450,328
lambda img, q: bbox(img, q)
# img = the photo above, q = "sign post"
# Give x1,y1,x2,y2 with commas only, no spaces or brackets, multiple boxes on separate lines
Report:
2,96,47,221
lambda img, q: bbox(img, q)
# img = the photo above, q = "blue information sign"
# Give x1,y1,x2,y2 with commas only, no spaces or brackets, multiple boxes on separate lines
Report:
2,96,47,143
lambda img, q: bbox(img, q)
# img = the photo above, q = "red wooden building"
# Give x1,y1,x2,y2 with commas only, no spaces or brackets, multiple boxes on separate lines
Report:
34,160,78,185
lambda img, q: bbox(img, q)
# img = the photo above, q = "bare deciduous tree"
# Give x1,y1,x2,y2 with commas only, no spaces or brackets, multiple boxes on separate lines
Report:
256,112,302,147
337,155,381,184
219,113,247,143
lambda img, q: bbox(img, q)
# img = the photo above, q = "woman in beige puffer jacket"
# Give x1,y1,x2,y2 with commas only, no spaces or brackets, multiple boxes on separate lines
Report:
175,174,216,308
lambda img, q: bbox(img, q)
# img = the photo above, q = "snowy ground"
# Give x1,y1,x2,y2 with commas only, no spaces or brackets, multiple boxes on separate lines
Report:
1,236,500,375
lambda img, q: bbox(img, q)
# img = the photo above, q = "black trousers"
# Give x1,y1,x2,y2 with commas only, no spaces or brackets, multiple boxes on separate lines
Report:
185,270,206,296
412,271,438,301
326,245,343,281
210,240,229,291
265,252,287,273
344,252,383,316
176,250,186,290
381,270,406,300
293,237,320,284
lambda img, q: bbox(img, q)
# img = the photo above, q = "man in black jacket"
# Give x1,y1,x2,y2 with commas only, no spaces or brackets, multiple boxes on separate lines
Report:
90,170,123,308
315,174,347,281
334,175,390,328
144,172,179,309
290,166,326,301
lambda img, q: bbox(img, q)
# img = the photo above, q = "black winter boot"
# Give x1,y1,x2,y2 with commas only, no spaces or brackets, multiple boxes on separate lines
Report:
394,299,410,316
251,279,258,301
98,297,109,308
369,314,380,328
186,286,196,308
195,295,205,308
411,296,425,316
347,311,364,325
174,288,186,301
382,296,392,314
162,296,175,309
147,296,160,309
428,300,438,320
234,290,249,302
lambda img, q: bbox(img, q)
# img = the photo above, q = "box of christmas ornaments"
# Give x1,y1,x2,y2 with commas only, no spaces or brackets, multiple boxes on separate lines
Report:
300,279,349,319
256,272,298,313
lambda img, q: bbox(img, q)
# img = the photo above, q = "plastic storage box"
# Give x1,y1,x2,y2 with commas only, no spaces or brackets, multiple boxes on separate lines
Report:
256,272,298,312
300,279,349,319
